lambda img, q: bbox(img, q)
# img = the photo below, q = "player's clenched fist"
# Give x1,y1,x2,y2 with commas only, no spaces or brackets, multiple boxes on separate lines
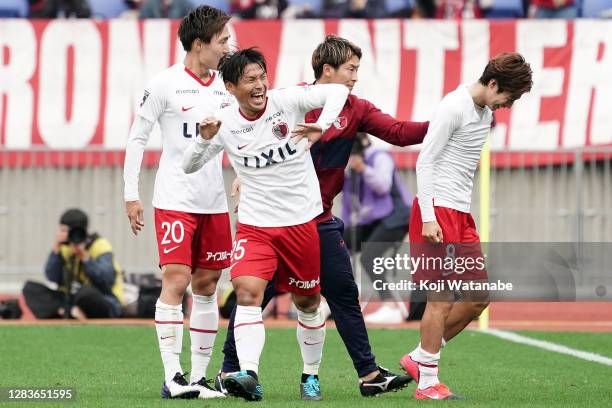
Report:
422,221,443,244
199,117,222,140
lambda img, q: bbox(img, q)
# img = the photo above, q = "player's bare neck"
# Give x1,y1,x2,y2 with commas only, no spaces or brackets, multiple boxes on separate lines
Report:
184,55,212,82
239,106,261,120
468,82,487,109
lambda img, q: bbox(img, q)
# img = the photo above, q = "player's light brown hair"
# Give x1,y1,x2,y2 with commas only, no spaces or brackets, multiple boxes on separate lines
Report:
479,52,533,100
178,5,231,51
311,35,362,80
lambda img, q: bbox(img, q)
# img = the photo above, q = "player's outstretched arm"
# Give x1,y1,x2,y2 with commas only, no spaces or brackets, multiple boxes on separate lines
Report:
281,83,349,149
182,117,224,174
124,115,155,235
359,99,429,147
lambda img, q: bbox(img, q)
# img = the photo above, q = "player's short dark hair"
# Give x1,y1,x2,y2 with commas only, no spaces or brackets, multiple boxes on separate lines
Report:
178,5,231,51
218,48,267,85
479,52,533,101
311,35,362,80
60,208,88,231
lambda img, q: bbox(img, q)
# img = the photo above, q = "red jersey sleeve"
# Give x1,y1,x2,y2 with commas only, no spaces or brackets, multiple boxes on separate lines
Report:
357,98,429,147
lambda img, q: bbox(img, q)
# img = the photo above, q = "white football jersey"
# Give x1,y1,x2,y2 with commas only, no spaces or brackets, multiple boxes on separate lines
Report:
416,84,493,222
183,84,349,227
124,63,233,213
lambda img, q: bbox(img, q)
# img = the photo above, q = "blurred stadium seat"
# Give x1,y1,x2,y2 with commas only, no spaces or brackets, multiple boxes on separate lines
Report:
288,0,323,15
581,0,612,17
485,0,525,18
190,0,230,13
386,0,415,15
89,0,129,18
0,0,28,17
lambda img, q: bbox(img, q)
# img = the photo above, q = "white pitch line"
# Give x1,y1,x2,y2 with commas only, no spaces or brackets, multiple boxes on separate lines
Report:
480,329,612,367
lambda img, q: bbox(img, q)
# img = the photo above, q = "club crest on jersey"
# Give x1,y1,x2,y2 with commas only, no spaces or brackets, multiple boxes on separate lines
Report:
140,90,150,107
333,116,348,130
272,121,289,140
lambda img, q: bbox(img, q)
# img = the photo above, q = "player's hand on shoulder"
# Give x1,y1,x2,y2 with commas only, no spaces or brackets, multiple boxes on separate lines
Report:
422,221,443,244
126,200,144,235
291,123,322,150
199,117,222,140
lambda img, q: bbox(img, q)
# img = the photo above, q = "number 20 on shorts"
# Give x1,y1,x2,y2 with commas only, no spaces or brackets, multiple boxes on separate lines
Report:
160,221,185,244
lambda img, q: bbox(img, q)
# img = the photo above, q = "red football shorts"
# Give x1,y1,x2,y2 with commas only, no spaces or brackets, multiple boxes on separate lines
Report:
409,198,488,283
154,208,232,270
229,220,321,296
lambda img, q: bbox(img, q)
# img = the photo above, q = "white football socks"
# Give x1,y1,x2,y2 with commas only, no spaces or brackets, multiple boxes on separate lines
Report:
297,307,326,375
409,345,441,390
155,299,184,383
189,293,219,383
234,305,265,374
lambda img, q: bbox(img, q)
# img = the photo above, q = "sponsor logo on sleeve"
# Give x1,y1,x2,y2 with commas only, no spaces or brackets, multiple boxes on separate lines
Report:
140,90,150,107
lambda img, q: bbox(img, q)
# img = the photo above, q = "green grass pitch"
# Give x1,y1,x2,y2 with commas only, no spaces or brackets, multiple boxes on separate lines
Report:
0,325,610,407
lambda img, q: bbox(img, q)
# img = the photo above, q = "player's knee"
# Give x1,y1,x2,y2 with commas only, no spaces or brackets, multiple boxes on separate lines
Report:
161,266,191,296
293,293,320,313
471,299,490,317
427,300,454,316
234,286,259,306
191,280,217,296
191,270,221,296
468,290,490,316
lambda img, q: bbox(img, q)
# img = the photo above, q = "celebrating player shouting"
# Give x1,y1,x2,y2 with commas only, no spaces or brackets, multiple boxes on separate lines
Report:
400,52,533,400
182,48,350,401
123,6,232,400
219,35,430,398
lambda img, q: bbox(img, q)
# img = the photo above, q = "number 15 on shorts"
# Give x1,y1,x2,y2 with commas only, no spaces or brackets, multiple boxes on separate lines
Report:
231,239,247,261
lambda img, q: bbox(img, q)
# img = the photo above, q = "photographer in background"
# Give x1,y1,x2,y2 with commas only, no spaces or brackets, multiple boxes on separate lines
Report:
343,134,413,324
22,209,125,319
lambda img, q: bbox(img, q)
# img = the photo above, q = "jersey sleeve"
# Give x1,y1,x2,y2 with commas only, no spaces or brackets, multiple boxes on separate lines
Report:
136,73,167,123
416,98,463,223
182,127,225,174
275,84,349,133
357,98,429,147
123,116,155,201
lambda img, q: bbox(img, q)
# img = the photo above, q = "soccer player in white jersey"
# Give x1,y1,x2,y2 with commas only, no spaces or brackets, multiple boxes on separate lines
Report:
399,53,533,400
123,6,232,400
182,48,349,401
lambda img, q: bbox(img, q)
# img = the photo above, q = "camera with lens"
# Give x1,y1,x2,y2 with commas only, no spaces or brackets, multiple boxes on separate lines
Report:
60,208,90,246
67,226,88,245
